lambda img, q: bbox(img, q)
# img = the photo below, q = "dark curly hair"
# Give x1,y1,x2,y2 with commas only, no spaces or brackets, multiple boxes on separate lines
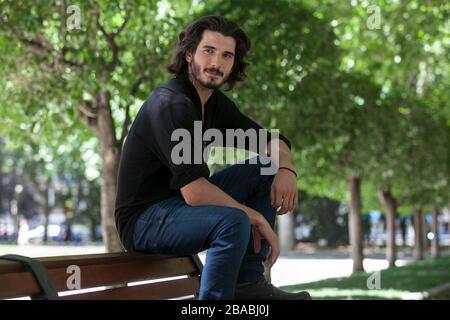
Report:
167,16,251,90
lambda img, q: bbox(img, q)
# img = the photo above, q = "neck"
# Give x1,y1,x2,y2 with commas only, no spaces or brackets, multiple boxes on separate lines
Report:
188,74,214,108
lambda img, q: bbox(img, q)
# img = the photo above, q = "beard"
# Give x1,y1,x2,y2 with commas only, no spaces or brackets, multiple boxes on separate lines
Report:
189,58,227,90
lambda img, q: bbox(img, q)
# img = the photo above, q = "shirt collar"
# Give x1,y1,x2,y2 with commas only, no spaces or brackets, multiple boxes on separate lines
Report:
174,75,218,108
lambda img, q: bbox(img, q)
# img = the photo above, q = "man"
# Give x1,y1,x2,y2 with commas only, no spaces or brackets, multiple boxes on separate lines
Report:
115,15,311,300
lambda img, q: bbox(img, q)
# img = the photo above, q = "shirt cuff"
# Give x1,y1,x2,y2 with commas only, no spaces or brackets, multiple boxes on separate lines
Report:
169,164,211,189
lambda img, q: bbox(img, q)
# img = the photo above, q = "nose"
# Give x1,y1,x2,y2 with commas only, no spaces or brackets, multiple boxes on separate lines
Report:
210,54,221,69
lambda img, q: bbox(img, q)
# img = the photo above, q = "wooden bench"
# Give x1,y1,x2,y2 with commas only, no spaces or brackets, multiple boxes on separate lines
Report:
0,252,203,300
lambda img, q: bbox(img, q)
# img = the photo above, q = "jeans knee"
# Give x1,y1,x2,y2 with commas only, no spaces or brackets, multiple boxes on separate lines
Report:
230,208,251,229
219,207,251,243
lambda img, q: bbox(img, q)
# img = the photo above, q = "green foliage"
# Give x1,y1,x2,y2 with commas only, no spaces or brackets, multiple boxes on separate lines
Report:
0,0,448,222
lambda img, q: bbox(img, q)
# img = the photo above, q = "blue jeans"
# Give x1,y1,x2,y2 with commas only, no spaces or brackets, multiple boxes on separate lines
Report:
133,157,276,299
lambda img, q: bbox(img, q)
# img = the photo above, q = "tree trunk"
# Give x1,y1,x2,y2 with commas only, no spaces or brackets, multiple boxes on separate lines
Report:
399,217,407,247
277,213,295,253
348,175,364,272
413,208,424,260
64,202,73,242
90,219,97,242
43,191,49,243
422,210,429,251
378,190,397,268
96,92,123,252
43,176,54,243
430,207,440,258
12,169,22,243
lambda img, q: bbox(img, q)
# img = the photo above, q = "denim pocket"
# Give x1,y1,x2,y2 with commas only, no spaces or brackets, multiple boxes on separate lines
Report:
133,202,171,252
132,196,183,252
133,217,158,252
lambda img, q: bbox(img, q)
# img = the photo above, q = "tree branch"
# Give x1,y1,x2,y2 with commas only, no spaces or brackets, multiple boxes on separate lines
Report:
118,76,145,147
378,190,388,207
79,102,97,118
114,14,129,36
9,25,80,70
79,101,98,132
95,8,129,73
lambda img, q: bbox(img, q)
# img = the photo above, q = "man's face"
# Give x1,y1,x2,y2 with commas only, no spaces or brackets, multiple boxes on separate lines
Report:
186,30,236,90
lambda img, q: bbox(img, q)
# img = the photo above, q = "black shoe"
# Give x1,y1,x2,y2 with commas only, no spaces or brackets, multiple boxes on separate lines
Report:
234,278,312,300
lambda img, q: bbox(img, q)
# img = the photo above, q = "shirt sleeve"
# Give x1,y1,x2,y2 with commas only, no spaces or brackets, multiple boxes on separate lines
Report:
143,91,210,190
217,99,292,153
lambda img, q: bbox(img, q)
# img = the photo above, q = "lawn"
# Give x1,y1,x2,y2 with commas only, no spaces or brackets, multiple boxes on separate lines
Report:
281,256,450,300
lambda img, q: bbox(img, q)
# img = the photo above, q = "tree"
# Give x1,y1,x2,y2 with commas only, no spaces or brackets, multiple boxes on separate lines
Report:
306,0,450,269
0,1,189,251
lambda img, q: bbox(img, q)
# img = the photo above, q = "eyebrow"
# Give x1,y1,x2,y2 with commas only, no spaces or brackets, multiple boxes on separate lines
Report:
202,45,235,57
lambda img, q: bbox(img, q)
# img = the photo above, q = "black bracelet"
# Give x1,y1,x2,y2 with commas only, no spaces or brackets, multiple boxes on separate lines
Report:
278,167,297,177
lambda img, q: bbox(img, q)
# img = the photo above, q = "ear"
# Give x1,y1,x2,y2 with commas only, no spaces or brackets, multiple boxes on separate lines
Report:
185,52,192,63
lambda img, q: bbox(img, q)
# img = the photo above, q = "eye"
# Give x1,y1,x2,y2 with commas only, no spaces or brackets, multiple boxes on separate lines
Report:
223,53,233,59
204,48,213,54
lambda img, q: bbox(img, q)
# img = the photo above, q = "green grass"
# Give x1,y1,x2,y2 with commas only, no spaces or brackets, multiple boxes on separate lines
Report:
281,256,450,300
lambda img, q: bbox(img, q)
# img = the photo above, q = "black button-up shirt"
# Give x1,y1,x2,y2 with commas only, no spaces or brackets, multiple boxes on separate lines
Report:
115,76,291,251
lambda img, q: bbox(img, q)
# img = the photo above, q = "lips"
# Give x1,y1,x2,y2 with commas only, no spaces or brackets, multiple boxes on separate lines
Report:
206,71,220,77
205,69,222,78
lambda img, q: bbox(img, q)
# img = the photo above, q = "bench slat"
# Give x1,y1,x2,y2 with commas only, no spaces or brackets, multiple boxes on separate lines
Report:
61,276,200,300
0,253,201,299
0,253,185,273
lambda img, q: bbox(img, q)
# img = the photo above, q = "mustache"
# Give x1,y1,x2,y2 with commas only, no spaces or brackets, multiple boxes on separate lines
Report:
204,68,223,76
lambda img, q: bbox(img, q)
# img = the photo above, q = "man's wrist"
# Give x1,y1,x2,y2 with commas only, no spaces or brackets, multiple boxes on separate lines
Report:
241,205,262,226
278,166,297,177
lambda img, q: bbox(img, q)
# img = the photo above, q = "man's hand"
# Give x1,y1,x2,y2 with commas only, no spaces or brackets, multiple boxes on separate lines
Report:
244,206,280,268
270,168,298,215
266,138,298,215
251,225,279,269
